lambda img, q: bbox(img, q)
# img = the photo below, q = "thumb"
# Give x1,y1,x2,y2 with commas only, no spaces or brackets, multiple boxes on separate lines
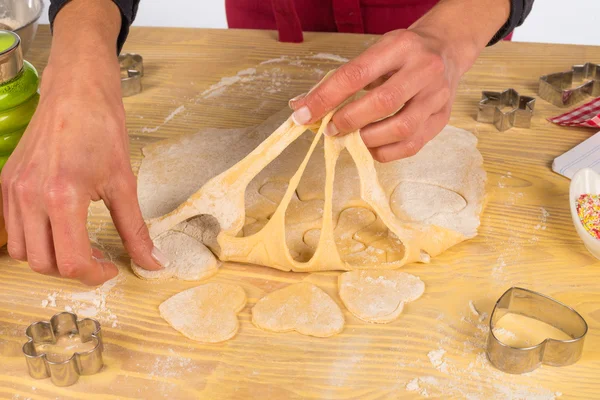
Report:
105,177,169,271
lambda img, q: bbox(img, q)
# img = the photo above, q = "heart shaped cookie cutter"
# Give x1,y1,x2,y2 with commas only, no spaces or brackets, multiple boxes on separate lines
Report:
22,312,104,386
486,287,588,374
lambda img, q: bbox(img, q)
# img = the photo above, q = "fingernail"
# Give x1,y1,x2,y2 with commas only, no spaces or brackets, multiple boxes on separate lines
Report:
292,106,312,126
324,121,339,137
288,93,306,109
151,246,170,269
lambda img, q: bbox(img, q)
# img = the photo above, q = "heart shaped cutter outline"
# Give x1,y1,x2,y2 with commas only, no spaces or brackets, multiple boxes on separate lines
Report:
486,287,588,374
22,312,104,386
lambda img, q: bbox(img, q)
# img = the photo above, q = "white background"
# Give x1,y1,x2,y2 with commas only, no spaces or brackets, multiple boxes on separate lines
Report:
40,0,600,46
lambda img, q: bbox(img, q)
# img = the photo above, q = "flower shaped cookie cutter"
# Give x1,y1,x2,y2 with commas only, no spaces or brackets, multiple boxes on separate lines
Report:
486,287,588,374
22,312,104,386
476,89,536,131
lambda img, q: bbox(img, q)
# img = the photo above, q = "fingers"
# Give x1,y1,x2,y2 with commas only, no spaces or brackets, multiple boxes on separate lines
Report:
328,64,435,137
47,186,118,286
22,212,59,276
369,108,450,163
5,179,26,261
360,85,450,149
290,38,405,125
105,174,166,271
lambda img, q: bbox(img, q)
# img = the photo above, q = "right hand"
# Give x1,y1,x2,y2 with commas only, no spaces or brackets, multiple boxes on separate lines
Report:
0,0,167,285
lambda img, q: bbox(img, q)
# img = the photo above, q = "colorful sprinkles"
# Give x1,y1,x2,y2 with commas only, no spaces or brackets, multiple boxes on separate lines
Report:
576,194,600,239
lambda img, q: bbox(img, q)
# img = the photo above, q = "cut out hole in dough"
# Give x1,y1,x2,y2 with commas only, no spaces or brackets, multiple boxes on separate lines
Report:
338,270,425,323
159,283,246,343
251,282,345,337
390,181,467,222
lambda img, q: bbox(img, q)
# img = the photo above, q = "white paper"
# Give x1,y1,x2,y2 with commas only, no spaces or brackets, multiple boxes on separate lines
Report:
552,131,600,179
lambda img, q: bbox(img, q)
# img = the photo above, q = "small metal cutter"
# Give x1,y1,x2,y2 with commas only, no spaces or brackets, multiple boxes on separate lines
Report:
487,287,588,374
22,312,104,386
539,63,600,108
119,53,144,97
476,89,536,131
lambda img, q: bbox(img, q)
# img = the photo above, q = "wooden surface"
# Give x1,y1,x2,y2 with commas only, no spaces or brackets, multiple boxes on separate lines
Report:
1,26,600,399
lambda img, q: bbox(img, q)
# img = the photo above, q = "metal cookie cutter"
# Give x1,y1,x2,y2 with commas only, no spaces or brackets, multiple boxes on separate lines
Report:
22,312,104,386
539,63,600,108
119,53,144,97
487,287,587,374
476,89,536,131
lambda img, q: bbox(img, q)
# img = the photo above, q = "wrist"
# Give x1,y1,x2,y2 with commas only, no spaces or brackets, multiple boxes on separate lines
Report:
409,0,511,74
49,0,121,66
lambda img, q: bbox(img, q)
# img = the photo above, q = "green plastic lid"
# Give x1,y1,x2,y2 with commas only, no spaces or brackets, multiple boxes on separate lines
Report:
0,30,17,54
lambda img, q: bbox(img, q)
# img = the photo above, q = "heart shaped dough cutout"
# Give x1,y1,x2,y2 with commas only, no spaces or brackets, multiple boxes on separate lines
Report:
338,270,425,323
252,282,344,337
159,282,246,342
132,225,220,281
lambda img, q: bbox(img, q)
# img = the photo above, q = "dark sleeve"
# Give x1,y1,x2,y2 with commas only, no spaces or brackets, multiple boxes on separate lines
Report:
488,0,535,46
48,0,140,54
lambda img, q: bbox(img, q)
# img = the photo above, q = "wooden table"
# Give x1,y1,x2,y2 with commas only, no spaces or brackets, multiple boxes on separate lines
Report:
1,26,599,399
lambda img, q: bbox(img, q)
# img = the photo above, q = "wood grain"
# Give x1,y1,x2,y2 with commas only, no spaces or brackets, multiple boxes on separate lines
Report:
1,26,599,399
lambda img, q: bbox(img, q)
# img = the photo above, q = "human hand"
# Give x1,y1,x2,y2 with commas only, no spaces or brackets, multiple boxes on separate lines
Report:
289,0,510,162
0,0,167,285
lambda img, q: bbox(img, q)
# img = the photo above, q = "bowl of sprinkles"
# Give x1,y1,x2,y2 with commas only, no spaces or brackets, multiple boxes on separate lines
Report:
570,168,600,259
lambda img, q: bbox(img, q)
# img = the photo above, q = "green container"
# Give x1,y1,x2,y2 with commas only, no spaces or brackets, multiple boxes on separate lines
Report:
0,30,39,171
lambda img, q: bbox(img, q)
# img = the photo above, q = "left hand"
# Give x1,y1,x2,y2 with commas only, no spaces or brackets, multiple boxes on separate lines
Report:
289,28,461,163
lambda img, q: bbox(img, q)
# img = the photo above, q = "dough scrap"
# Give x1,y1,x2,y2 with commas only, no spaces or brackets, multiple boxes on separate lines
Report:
132,221,220,281
338,270,425,323
136,91,485,274
251,282,344,337
159,282,246,342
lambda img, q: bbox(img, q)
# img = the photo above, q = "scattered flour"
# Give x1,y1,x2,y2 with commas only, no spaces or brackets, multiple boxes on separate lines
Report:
141,105,187,134
468,301,489,323
310,53,349,63
468,300,479,317
164,105,186,124
147,349,194,378
260,56,289,65
427,349,449,374
199,68,258,99
47,292,58,307
39,275,123,328
534,207,550,231
408,306,561,399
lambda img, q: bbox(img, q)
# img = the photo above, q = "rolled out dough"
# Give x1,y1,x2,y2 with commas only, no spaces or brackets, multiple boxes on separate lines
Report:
159,282,246,342
134,105,485,277
251,282,345,337
338,270,425,323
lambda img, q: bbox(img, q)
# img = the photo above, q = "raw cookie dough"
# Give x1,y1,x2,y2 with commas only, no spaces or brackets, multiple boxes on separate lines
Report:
251,282,344,337
132,223,220,281
136,99,485,273
338,270,425,323
159,282,246,342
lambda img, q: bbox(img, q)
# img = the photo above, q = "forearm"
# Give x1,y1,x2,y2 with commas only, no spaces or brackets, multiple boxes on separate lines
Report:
49,0,141,54
409,0,511,74
43,0,123,105
49,0,121,68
